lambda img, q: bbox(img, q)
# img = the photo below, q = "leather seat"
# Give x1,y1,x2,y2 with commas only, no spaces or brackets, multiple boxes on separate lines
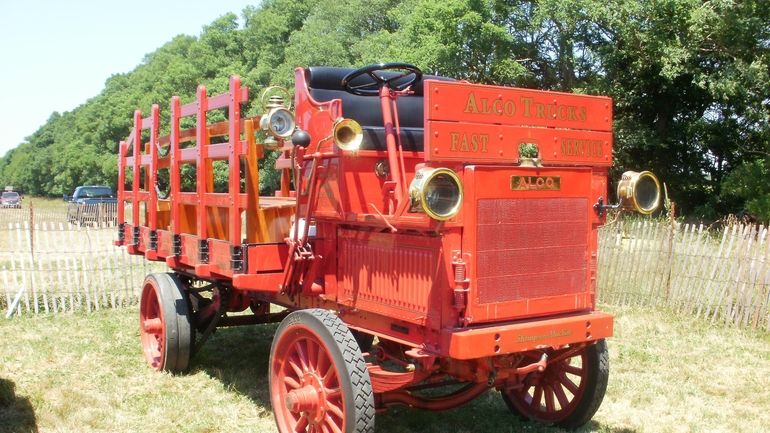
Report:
305,67,454,151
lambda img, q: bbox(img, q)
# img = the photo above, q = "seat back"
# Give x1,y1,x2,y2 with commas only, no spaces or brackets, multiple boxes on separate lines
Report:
305,67,454,151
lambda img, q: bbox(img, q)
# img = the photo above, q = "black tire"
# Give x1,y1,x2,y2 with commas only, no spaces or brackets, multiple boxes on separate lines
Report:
269,309,375,433
139,273,194,373
501,340,609,430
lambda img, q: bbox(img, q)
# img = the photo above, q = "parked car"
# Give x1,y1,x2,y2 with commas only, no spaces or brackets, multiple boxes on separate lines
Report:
1,191,22,208
65,185,117,225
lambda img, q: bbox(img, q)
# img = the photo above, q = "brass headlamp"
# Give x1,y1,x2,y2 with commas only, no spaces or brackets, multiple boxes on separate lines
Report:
408,167,463,221
594,170,662,216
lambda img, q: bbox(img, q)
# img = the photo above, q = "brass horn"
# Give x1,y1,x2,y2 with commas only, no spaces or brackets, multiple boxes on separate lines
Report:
617,170,661,215
333,118,363,151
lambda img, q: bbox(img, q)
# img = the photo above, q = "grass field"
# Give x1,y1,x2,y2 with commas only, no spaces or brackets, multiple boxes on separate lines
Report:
1,305,769,433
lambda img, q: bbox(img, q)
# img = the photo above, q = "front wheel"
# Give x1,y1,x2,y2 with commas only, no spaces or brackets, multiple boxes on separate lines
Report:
500,340,609,430
269,309,375,433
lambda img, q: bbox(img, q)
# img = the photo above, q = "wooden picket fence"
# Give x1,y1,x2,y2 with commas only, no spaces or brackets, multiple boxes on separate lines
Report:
0,215,164,318
597,219,770,330
1,204,769,330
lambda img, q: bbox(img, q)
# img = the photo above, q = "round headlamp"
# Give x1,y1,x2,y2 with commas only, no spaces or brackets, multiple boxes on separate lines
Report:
617,170,661,215
409,167,463,221
260,107,296,139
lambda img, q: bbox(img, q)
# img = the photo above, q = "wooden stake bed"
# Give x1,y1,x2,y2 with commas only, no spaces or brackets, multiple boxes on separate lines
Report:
115,64,650,432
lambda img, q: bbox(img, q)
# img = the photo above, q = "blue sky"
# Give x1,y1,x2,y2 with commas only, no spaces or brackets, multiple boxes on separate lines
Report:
0,0,258,156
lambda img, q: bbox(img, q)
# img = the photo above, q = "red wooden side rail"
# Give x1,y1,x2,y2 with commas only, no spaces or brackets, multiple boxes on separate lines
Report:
117,76,262,277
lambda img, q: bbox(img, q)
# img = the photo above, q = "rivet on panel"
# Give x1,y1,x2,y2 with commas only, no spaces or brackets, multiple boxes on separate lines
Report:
434,104,439,110
434,131,439,137
434,148,439,154
435,88,439,94
498,134,503,140
499,150,504,156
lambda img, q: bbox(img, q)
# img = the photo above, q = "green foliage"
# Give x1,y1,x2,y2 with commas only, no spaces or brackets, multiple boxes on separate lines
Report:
0,0,767,222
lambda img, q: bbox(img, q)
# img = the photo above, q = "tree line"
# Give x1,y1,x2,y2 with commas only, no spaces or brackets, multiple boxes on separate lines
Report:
0,0,767,221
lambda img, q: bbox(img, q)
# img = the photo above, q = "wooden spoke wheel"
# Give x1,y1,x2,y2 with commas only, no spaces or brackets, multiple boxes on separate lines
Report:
270,309,375,433
501,340,609,430
139,273,193,373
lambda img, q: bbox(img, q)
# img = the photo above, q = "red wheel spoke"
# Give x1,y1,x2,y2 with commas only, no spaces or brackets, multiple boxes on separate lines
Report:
553,383,570,410
544,385,555,413
531,386,543,408
294,414,308,432
316,343,329,376
324,414,343,433
322,364,336,386
284,376,302,390
307,339,318,369
563,364,583,376
325,387,341,399
558,372,579,395
326,399,344,419
295,340,310,372
287,357,304,379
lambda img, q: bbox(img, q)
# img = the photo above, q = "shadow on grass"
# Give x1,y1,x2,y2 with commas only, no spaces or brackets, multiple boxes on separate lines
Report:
190,325,636,433
0,377,38,433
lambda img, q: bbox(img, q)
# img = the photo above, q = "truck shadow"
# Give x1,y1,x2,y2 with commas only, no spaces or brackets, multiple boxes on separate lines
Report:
0,377,39,433
192,326,636,433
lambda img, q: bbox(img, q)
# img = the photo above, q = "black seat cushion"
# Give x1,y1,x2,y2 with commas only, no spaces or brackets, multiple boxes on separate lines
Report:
305,67,454,151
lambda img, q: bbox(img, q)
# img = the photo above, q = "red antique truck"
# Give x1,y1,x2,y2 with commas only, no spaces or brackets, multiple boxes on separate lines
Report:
116,63,660,432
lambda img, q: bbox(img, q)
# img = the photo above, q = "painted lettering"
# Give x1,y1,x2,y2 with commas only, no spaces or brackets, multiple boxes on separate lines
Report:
449,132,489,153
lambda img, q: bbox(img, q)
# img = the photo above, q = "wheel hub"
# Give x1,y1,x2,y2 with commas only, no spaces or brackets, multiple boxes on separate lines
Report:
285,372,327,423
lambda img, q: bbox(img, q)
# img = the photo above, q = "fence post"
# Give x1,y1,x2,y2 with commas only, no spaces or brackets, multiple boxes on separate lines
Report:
664,202,677,302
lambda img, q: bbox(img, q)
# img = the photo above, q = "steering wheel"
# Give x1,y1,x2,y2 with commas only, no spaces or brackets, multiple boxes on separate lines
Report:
341,63,423,96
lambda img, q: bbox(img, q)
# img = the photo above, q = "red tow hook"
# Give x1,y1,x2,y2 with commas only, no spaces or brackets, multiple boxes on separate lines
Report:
515,353,548,375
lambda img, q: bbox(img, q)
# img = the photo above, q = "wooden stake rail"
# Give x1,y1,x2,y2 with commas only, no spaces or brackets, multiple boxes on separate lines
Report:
116,75,294,282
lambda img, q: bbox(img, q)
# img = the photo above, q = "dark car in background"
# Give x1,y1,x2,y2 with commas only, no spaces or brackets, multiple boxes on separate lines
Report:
1,191,22,208
65,185,117,225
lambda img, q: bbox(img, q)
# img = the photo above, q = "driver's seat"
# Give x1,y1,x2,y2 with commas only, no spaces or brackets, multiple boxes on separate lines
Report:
305,67,455,152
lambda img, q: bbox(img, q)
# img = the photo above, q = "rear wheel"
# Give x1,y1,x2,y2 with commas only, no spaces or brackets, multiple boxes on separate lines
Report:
139,273,193,373
270,309,375,433
500,340,609,430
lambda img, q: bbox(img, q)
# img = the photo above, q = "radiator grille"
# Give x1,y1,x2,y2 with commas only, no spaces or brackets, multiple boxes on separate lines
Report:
476,198,588,304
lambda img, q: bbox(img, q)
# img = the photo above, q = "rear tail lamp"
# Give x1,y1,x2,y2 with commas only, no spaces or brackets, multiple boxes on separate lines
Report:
409,168,463,221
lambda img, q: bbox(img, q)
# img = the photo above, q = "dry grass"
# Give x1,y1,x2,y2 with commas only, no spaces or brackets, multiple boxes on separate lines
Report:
1,305,769,433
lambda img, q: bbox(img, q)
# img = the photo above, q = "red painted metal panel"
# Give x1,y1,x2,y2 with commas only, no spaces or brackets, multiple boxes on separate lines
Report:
337,229,445,326
442,311,613,359
425,120,612,166
426,80,612,132
246,244,290,273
